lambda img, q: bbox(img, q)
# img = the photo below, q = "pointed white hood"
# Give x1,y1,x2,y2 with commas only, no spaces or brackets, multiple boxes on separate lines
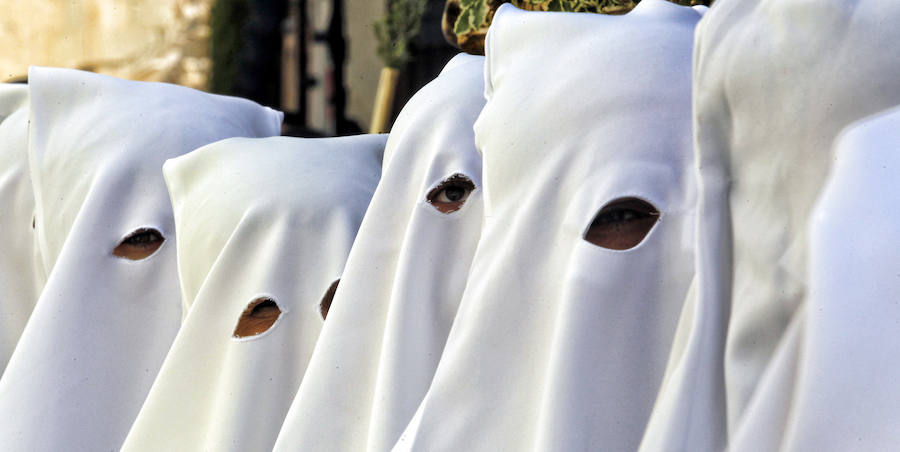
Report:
122,134,384,451
0,67,281,451
0,83,40,372
393,3,699,450
273,53,485,452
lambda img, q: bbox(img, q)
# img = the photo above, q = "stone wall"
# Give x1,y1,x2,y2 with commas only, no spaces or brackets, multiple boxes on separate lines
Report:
0,0,212,89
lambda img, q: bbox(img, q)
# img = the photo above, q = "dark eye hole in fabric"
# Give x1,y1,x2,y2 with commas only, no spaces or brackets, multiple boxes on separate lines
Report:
320,279,340,320
584,197,660,250
233,297,283,339
113,227,165,260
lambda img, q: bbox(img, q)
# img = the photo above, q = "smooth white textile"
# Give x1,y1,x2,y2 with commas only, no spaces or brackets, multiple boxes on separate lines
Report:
730,108,900,451
273,53,485,452
122,135,384,451
0,84,40,372
641,2,900,450
393,3,699,450
0,67,281,451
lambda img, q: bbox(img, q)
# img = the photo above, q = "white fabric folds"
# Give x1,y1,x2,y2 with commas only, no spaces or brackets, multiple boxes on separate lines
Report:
0,67,281,451
393,3,699,450
730,108,900,451
642,2,900,450
122,135,384,451
274,53,485,452
0,84,40,372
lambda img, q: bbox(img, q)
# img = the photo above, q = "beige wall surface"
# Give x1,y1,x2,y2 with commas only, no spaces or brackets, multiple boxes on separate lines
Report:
344,0,385,131
0,0,212,89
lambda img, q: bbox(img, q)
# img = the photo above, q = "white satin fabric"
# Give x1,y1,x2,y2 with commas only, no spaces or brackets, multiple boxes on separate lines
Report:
642,2,900,450
0,84,40,372
730,108,900,451
273,53,485,452
393,3,699,450
0,67,281,451
122,135,384,451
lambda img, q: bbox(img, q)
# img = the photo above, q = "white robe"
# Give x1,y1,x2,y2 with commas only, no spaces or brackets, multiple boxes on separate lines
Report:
273,53,485,452
0,84,40,372
641,2,900,450
730,108,900,451
394,2,699,450
0,67,281,451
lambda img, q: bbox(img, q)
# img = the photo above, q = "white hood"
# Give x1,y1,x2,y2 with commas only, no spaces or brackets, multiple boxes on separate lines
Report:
273,53,485,452
0,83,40,372
0,67,281,451
641,2,900,449
122,135,384,451
394,3,699,450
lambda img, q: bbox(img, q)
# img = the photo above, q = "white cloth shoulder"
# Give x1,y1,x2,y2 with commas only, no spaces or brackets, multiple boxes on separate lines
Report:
0,83,40,372
731,106,900,451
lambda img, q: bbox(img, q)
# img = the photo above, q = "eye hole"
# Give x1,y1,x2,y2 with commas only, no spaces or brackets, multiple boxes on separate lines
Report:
320,279,340,320
233,297,283,339
31,216,35,229
584,198,660,250
426,174,476,214
112,227,165,260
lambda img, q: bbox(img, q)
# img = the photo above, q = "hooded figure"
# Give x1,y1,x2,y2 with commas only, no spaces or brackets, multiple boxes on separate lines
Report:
121,134,385,451
273,53,485,452
0,84,41,372
393,3,699,450
0,67,281,451
727,108,900,451
640,3,900,450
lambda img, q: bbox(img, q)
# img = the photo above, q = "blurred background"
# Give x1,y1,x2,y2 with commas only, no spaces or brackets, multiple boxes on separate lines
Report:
0,0,456,136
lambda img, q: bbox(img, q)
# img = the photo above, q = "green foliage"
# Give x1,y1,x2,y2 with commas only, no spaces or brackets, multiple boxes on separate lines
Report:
454,0,492,35
209,0,250,95
375,0,430,68
451,0,712,39
517,0,635,13
516,0,704,11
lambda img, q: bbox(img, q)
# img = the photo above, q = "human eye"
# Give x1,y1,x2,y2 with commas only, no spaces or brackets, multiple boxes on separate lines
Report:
112,227,165,260
583,198,660,250
426,174,476,214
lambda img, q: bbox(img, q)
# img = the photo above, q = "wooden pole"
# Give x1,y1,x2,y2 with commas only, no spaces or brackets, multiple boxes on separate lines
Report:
370,67,400,133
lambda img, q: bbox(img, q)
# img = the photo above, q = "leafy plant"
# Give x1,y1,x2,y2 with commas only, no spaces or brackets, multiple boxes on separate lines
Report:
374,0,430,69
450,0,712,43
515,0,705,12
454,0,498,36
514,0,637,14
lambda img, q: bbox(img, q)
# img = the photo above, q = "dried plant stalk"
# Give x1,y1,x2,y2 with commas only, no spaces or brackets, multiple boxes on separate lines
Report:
371,0,429,132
